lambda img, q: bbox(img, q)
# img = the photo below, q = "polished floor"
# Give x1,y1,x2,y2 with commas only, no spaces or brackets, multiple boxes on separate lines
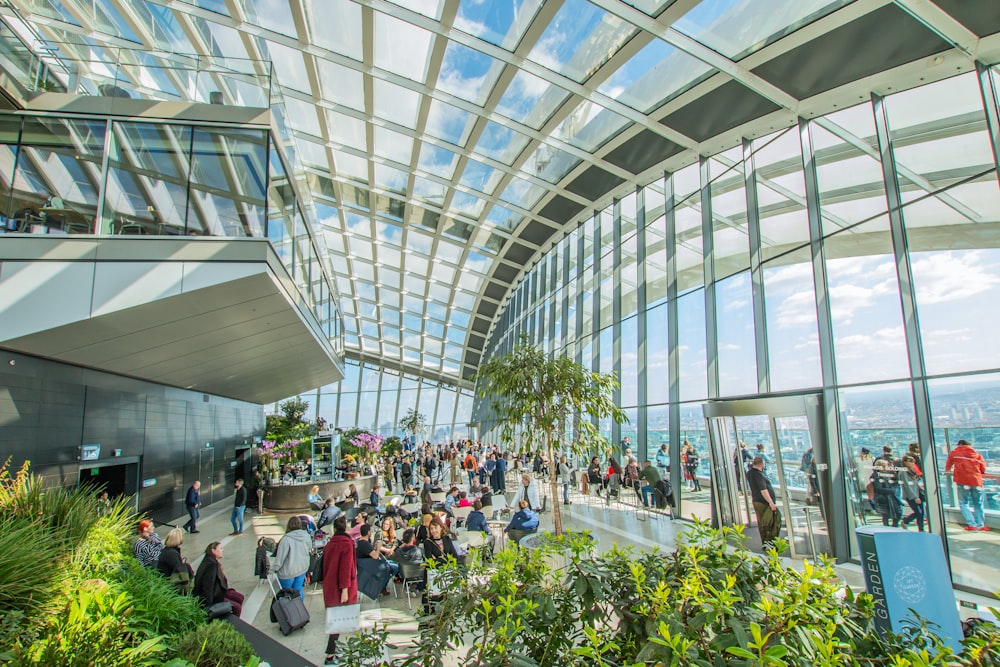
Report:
158,478,995,666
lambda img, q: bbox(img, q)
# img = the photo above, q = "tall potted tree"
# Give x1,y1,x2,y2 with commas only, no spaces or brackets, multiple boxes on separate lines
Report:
475,336,627,536
397,407,427,449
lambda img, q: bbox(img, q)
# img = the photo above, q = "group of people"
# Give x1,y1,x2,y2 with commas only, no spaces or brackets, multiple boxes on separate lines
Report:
132,519,245,617
385,441,511,495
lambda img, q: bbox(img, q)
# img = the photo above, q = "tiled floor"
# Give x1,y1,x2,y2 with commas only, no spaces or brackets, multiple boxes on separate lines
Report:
158,480,995,666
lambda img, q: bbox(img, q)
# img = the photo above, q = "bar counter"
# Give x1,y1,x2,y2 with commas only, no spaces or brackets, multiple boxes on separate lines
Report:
261,475,377,511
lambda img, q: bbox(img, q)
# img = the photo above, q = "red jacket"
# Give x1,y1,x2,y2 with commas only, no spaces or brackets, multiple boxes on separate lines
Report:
322,534,358,607
945,444,986,487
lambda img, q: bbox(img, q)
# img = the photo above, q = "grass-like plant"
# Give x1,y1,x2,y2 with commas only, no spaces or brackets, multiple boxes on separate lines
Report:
116,559,206,639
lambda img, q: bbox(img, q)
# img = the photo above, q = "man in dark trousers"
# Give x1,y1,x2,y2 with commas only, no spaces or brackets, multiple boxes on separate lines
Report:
183,480,201,533
230,479,247,535
746,457,781,547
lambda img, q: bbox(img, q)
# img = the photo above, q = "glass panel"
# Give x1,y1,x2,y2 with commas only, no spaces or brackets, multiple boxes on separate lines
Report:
374,12,433,83
711,152,749,278
677,289,708,401
646,302,669,405
675,189,704,293
496,70,567,130
305,0,363,60
0,116,19,229
621,314,638,408
527,0,634,83
620,233,638,317
188,127,267,237
840,383,917,559
886,73,994,196
15,117,105,235
715,272,757,397
679,402,708,519
812,102,887,231
825,219,910,385
762,247,822,391
337,392,358,428
103,122,188,235
598,39,711,112
675,0,850,60
928,374,1000,592
454,0,543,50
753,128,810,262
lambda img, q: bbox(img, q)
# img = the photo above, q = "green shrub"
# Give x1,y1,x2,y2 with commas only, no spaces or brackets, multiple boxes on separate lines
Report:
174,621,256,667
117,559,206,639
15,580,166,666
402,521,1000,667
0,514,62,615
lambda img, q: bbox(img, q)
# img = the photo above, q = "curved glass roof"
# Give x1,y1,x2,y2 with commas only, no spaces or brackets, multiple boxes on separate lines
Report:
8,0,995,388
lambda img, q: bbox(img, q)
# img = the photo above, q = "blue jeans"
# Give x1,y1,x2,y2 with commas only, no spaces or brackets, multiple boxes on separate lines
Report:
641,484,655,507
563,483,570,504
278,574,306,600
231,505,245,532
467,471,476,489
184,506,199,532
958,485,985,528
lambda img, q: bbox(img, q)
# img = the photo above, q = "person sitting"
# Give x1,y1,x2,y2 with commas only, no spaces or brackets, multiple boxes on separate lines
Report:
504,499,539,545
416,512,433,544
465,500,491,534
357,524,399,578
456,491,471,508
308,485,324,511
395,528,424,566
133,520,164,568
402,485,419,504
346,483,360,504
514,474,542,511
443,487,460,515
317,498,343,530
369,484,385,512
193,542,244,617
348,512,368,541
478,485,493,508
421,476,433,496
156,528,194,592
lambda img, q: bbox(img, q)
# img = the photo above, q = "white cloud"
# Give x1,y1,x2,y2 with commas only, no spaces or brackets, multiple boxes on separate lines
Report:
912,250,1000,304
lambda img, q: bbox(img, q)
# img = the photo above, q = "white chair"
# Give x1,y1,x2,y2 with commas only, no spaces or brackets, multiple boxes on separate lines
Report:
451,505,473,526
429,492,446,503
462,530,487,549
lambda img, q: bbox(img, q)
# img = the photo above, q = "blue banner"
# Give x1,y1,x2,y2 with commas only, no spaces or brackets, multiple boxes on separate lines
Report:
856,526,962,652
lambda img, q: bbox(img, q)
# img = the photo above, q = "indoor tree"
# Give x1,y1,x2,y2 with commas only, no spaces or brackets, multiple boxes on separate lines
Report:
397,408,427,448
475,335,626,536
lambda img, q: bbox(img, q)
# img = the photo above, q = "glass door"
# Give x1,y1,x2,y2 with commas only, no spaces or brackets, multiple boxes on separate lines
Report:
704,395,832,559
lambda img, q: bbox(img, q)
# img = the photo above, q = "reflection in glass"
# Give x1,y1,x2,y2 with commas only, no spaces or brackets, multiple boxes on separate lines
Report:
715,272,756,397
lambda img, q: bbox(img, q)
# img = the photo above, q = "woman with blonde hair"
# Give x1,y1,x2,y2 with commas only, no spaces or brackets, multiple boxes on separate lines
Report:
308,484,324,511
157,528,194,590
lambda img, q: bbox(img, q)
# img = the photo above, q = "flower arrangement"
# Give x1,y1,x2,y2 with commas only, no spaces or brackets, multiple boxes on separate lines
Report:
349,432,383,456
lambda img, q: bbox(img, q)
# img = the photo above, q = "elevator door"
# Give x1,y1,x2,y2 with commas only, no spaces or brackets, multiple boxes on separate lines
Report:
704,395,831,559
199,447,215,506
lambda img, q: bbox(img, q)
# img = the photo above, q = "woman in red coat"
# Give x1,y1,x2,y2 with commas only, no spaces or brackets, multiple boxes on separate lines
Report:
322,515,358,665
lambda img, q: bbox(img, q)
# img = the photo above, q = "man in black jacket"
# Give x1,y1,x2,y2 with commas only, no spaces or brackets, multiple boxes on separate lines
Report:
230,479,248,535
183,481,201,533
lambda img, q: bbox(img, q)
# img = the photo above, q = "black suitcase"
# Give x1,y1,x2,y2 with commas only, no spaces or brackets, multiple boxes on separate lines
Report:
267,575,310,636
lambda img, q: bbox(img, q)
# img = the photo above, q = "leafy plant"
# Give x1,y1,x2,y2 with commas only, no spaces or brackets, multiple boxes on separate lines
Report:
117,559,206,638
396,521,1000,667
173,620,256,667
340,625,393,666
16,580,166,666
475,334,627,535
397,408,427,441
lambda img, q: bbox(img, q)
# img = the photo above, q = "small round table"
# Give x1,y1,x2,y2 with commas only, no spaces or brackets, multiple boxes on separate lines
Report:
487,520,507,550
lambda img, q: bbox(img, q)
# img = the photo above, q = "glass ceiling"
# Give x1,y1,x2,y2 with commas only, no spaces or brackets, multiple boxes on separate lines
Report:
4,0,981,388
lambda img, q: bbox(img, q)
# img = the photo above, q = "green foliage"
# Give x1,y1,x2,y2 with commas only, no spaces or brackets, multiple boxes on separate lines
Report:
117,559,206,638
279,397,309,422
16,580,166,666
340,625,393,666
475,335,627,534
382,435,403,456
397,521,1000,667
397,408,427,439
0,513,62,616
174,620,256,667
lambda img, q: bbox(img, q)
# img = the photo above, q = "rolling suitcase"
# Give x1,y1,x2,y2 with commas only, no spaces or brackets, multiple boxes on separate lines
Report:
267,573,310,636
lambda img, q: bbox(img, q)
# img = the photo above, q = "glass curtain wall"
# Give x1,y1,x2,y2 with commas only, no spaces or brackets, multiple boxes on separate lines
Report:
292,359,476,445
476,67,1000,595
0,111,342,350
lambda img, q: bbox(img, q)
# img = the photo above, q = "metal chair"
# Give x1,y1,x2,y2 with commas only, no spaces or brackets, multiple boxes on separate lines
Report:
397,561,425,610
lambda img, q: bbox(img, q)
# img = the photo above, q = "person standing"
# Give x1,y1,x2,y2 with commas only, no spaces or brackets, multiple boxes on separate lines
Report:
684,444,702,491
899,455,927,532
558,455,574,505
273,516,312,600
945,439,989,531
183,480,201,533
746,457,781,547
322,515,358,665
230,479,247,535
655,444,670,479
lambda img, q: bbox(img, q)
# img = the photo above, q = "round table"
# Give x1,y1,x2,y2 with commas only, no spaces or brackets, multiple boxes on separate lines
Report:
487,520,507,550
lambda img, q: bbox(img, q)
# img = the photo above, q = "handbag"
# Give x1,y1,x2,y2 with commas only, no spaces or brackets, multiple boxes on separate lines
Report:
207,601,233,619
325,603,361,634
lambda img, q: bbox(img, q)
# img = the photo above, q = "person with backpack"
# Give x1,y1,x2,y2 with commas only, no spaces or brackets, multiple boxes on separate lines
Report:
463,451,478,488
